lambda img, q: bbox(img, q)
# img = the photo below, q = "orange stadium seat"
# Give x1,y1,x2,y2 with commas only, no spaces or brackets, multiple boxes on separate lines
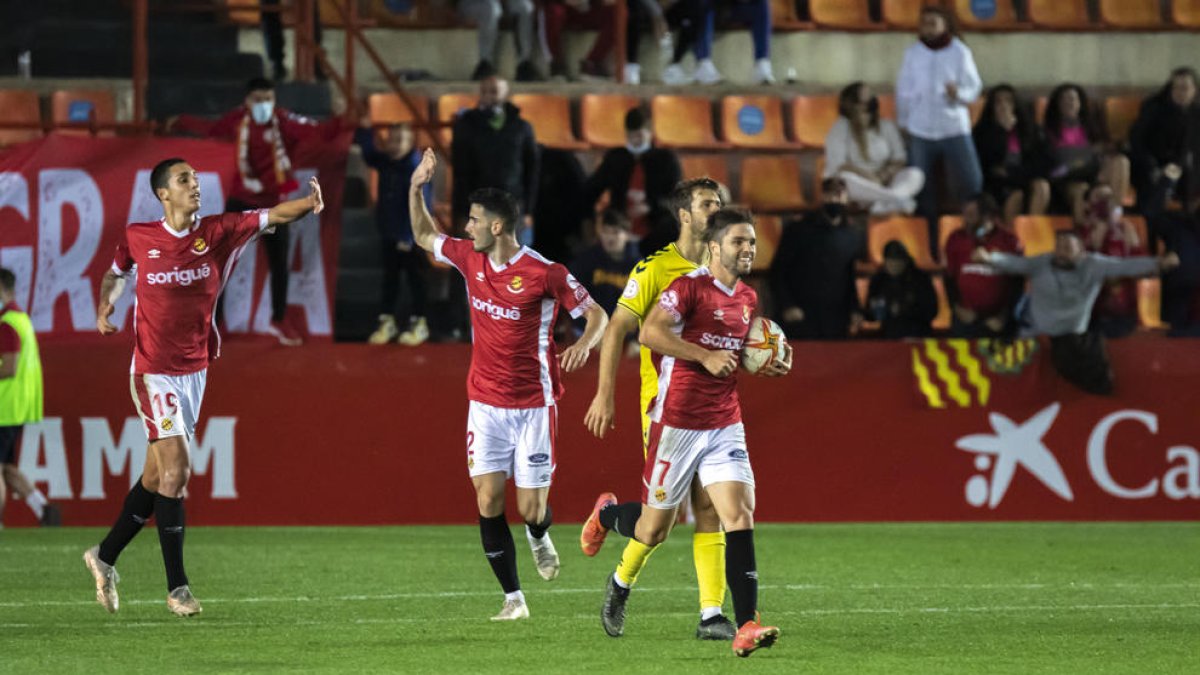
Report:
770,0,811,29
224,0,260,24
789,95,840,148
651,95,728,150
952,0,1022,30
367,93,434,147
509,94,586,150
1099,0,1163,29
721,96,800,149
868,217,936,270
580,94,641,148
1138,278,1164,329
1027,0,1091,29
968,98,985,125
1105,96,1143,144
739,155,806,212
812,155,826,203
1014,215,1072,256
436,92,478,146
1034,95,1048,124
680,154,730,187
50,90,115,136
810,0,876,29
932,276,952,330
877,94,896,120
0,90,43,146
1172,0,1200,27
938,215,965,255
751,215,783,270
882,0,932,29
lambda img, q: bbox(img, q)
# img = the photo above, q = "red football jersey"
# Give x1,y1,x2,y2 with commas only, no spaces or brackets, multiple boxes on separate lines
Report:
434,235,596,408
646,268,758,430
112,211,269,375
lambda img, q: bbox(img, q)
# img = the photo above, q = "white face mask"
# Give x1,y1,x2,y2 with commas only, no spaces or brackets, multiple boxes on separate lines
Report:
626,139,651,156
250,101,275,125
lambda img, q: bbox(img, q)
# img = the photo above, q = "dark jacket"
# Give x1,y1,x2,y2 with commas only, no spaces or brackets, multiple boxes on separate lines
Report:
581,146,682,230
1129,92,1200,198
769,211,865,340
972,117,1041,196
569,241,641,316
354,128,430,243
1146,178,1200,333
450,102,540,225
866,267,939,339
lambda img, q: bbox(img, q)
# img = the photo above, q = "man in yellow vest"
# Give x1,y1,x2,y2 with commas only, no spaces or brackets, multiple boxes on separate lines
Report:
0,268,60,527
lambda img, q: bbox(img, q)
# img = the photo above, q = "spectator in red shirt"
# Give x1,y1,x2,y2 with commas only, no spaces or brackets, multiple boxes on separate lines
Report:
169,77,348,346
1077,183,1144,338
944,193,1023,338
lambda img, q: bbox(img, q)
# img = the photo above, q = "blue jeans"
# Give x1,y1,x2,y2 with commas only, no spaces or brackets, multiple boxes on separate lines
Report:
693,0,770,61
908,133,983,257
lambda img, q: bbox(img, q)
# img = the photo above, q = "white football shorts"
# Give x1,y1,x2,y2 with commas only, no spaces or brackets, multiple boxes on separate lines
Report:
130,370,207,441
642,422,755,508
466,401,557,488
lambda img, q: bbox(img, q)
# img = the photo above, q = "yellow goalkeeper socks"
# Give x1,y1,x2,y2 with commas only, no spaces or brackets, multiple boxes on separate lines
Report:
614,538,658,588
693,530,727,612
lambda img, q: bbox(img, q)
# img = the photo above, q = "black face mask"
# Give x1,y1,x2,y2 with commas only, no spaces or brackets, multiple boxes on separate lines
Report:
822,203,846,221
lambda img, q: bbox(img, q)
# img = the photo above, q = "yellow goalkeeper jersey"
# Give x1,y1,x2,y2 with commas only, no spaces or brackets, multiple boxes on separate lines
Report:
615,242,705,446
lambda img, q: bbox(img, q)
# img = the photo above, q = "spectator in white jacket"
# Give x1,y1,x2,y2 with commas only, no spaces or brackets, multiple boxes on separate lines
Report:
825,82,925,215
896,6,983,257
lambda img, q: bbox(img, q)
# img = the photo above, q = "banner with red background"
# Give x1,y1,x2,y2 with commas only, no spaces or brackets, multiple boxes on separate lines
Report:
0,133,348,340
4,338,1197,527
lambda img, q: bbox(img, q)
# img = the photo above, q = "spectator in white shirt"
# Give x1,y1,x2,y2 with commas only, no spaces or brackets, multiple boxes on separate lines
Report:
825,82,925,215
896,6,983,257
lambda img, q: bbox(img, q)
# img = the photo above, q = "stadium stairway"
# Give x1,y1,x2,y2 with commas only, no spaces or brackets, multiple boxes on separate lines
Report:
333,201,384,342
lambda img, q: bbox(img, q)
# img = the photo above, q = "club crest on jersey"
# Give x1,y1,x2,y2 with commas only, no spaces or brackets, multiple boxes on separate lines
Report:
160,418,174,431
148,248,161,259
191,237,208,255
654,488,666,503
507,276,526,294
742,305,751,324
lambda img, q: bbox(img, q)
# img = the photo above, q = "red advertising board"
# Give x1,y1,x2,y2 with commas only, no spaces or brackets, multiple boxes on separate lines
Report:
4,338,1197,527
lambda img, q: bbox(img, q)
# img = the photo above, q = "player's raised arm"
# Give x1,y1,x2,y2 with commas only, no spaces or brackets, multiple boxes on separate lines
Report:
641,303,737,378
96,269,127,336
584,305,639,438
268,176,324,226
559,303,609,373
409,148,440,253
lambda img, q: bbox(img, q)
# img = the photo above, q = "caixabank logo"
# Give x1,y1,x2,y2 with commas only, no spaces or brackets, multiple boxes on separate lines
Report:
956,403,1200,509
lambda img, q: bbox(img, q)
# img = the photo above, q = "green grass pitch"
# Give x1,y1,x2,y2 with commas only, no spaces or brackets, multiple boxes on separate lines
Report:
1,523,1197,673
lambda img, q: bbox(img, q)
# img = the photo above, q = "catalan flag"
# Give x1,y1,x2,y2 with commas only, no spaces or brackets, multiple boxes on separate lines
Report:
911,338,1039,408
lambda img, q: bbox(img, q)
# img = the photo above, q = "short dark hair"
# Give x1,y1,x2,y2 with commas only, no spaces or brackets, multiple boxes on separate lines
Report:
821,176,848,194
704,207,755,243
469,188,521,233
150,157,188,196
920,5,957,36
965,192,1001,221
246,77,275,94
598,208,631,231
0,268,14,293
668,177,722,224
624,106,649,131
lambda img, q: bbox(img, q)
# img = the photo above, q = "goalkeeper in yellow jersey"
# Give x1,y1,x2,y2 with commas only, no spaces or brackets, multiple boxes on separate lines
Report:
581,177,735,640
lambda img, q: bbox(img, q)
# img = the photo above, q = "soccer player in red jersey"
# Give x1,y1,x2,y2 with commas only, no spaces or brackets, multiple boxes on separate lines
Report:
409,149,609,621
82,158,324,617
591,208,791,657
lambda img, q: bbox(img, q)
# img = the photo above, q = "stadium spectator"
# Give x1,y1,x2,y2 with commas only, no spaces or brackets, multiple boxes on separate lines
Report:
896,5,983,257
661,0,774,85
944,193,1023,338
451,75,540,245
1038,83,1130,223
1077,183,1144,338
1145,168,1200,336
569,209,641,321
260,0,322,81
825,82,924,216
866,240,938,339
459,0,542,81
1129,67,1200,214
974,230,1178,394
623,0,677,85
972,84,1050,225
354,118,433,346
0,268,60,527
540,0,617,80
169,77,348,346
769,177,865,340
580,107,683,255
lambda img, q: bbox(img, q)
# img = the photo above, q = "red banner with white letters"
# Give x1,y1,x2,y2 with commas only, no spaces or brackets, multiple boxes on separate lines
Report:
0,133,348,340
4,338,1197,527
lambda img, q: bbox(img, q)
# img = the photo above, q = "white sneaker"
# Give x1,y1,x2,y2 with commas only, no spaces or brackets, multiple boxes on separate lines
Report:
623,63,641,86
368,315,398,345
661,63,694,86
397,316,429,346
83,546,120,613
526,526,561,581
694,59,723,85
490,597,530,621
167,585,202,617
753,58,776,85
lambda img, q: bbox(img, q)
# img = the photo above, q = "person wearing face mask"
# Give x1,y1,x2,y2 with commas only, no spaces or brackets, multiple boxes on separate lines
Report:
972,84,1051,225
1077,183,1144,338
581,107,682,256
769,177,866,340
943,194,1023,338
895,6,984,259
973,231,1179,394
169,77,349,347
1129,67,1200,214
865,240,937,339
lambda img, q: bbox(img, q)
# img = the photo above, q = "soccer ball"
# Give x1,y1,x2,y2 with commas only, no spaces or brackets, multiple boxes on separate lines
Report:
741,317,787,374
